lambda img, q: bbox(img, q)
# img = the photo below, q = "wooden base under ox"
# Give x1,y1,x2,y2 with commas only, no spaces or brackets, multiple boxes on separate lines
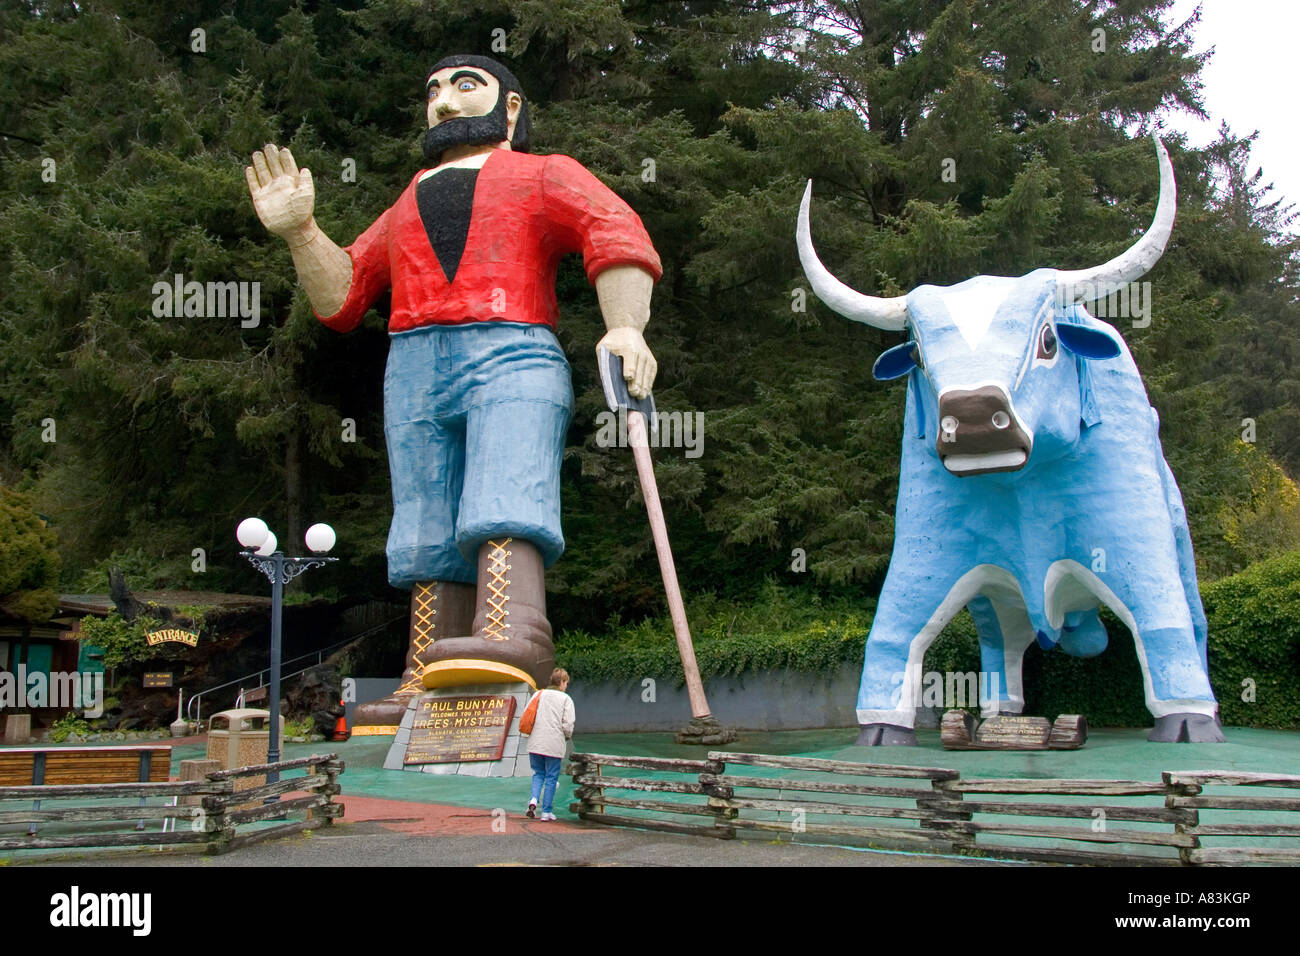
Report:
941,711,1087,750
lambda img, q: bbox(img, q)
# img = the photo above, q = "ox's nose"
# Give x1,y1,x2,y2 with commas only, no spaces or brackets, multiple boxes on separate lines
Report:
935,386,1032,476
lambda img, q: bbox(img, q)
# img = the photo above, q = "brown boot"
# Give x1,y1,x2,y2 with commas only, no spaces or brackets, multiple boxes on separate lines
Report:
351,579,475,734
420,538,556,691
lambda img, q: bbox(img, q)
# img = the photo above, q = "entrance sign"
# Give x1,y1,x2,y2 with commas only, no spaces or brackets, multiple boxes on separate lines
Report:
145,629,199,647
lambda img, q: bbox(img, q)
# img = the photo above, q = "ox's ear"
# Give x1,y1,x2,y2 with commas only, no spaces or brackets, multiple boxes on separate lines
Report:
1056,323,1122,360
873,340,920,381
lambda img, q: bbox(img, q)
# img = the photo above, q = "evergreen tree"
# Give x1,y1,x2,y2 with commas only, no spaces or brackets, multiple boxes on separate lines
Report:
0,486,60,622
1,0,1296,634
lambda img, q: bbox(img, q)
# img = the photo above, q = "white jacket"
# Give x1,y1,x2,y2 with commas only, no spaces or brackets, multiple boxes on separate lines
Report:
524,688,575,757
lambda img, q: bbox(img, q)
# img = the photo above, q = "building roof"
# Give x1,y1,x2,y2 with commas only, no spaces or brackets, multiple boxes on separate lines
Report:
57,592,271,618
0,623,74,641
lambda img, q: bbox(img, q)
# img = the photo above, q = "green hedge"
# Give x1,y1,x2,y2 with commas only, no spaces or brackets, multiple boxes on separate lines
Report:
556,552,1300,729
557,582,872,685
1201,551,1300,729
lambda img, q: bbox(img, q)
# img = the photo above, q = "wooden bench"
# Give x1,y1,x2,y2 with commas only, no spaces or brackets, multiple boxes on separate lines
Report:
0,746,171,786
0,745,172,837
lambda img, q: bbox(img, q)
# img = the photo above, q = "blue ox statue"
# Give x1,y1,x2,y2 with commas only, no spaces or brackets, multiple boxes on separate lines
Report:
797,134,1222,744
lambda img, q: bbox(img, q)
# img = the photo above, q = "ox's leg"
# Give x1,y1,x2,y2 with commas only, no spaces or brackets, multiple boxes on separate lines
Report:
1122,444,1220,742
970,597,1036,717
856,568,982,746
1097,580,1222,743
1046,504,1220,740
1141,593,1223,741
1163,459,1212,685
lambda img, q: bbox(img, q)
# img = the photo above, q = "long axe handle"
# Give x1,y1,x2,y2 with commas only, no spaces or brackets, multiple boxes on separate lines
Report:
599,348,712,719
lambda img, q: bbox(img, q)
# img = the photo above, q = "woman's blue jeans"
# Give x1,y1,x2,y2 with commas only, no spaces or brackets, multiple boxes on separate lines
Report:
529,753,563,814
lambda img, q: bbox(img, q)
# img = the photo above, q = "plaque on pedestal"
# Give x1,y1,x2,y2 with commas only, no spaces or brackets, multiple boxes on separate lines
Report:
941,710,1087,750
383,682,536,777
404,694,517,765
975,714,1052,748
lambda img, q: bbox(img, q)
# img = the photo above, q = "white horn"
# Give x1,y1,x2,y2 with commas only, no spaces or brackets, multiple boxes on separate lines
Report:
797,180,908,331
1058,132,1176,300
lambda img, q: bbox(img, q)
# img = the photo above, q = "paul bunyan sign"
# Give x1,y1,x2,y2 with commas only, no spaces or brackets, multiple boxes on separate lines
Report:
145,628,199,647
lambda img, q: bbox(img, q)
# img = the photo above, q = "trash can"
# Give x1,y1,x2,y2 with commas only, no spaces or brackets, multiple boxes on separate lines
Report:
206,708,285,793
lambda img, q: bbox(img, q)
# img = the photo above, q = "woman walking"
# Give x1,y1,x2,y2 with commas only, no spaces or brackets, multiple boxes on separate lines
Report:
525,668,575,821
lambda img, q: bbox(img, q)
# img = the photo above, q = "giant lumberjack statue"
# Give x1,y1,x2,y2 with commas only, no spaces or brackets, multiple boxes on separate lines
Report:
246,54,662,732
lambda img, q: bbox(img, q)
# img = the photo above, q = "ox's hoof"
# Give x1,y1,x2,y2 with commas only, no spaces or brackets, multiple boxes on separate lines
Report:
1148,713,1225,743
855,723,917,746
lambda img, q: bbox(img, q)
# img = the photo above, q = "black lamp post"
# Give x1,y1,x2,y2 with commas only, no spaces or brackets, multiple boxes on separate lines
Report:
236,519,337,799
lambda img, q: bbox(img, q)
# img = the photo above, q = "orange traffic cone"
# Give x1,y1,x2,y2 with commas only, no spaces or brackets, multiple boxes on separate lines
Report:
332,699,351,742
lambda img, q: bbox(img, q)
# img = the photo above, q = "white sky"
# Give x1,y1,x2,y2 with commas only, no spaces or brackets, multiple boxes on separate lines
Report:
1163,0,1300,223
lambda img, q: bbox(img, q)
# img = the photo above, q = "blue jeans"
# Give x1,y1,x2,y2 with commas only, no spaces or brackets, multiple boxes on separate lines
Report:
529,753,563,814
384,322,574,587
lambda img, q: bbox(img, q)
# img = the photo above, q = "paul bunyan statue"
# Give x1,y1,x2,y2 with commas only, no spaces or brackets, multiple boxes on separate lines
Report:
246,54,662,733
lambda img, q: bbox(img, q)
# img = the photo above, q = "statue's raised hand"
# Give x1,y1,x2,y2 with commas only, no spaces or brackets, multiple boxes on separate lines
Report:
245,144,315,242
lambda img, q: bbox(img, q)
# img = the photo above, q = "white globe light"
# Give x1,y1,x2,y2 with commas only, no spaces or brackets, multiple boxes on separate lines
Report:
236,517,270,549
255,531,278,556
304,523,336,554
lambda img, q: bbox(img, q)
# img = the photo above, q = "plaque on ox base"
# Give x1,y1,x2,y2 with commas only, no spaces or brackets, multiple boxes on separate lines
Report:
383,682,535,777
941,710,1087,750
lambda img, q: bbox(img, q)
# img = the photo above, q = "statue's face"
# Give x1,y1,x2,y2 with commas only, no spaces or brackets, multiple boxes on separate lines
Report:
425,66,520,139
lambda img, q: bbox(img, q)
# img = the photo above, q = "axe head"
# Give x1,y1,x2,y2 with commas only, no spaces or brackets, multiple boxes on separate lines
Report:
598,346,658,443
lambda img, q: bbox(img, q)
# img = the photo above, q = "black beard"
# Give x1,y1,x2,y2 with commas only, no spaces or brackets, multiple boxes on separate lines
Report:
421,95,511,164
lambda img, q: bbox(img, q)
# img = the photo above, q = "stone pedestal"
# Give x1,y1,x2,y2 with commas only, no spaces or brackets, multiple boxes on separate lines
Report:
675,714,737,745
383,682,534,777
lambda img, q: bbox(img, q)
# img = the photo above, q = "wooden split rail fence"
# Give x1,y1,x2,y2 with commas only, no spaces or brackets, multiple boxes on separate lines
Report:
0,753,344,855
568,752,1300,866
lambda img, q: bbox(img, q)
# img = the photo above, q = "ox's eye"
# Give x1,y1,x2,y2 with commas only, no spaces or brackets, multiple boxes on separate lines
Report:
1037,323,1058,360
